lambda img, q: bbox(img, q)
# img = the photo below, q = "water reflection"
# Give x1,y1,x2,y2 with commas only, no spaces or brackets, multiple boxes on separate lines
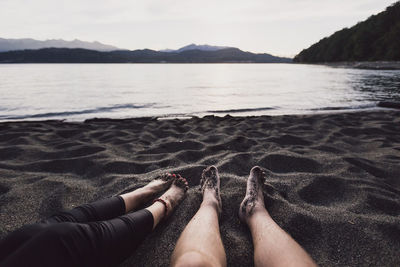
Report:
349,71,400,102
0,64,399,121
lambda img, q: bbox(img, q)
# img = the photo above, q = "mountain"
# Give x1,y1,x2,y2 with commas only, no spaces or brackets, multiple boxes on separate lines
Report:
0,38,122,52
294,2,400,62
0,47,292,63
161,44,232,53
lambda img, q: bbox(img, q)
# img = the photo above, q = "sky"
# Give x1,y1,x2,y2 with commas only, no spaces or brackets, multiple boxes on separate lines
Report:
0,0,397,57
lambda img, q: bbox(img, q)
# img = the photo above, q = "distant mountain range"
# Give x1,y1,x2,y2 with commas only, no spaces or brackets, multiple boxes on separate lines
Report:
160,44,232,53
0,47,291,63
0,38,122,52
294,2,400,62
0,39,235,54
0,41,292,63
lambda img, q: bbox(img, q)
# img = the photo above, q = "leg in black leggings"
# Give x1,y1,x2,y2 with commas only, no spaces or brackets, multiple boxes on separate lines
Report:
0,172,176,263
45,195,127,223
1,209,154,267
0,175,188,267
0,196,126,262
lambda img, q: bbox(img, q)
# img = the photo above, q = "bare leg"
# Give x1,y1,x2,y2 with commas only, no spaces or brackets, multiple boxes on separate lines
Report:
239,166,317,267
120,173,175,213
146,176,189,229
171,166,226,267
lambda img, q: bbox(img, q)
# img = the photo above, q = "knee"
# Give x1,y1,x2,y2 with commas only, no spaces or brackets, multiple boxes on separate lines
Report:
173,251,217,267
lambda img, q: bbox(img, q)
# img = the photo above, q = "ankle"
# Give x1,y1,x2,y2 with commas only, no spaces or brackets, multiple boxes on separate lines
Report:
201,197,220,212
203,187,219,199
141,185,157,194
246,206,269,223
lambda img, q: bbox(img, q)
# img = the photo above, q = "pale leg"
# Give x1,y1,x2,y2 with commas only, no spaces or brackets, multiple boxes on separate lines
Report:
120,173,175,213
239,166,317,267
171,166,226,267
146,177,188,229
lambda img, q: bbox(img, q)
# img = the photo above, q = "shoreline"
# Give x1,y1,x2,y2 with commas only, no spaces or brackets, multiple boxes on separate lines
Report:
1,109,399,266
293,61,400,70
1,104,399,123
327,61,400,70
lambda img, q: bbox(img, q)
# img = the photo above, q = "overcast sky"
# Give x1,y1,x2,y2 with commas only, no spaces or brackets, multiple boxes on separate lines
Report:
0,0,397,57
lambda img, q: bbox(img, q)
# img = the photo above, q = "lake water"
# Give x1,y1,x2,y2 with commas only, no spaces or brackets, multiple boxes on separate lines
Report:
0,64,399,121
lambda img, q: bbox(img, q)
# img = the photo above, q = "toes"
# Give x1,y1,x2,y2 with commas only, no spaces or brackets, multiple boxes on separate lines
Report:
157,173,175,181
201,165,219,188
174,175,189,191
168,173,177,180
202,165,218,177
250,165,262,174
250,166,266,183
260,170,266,183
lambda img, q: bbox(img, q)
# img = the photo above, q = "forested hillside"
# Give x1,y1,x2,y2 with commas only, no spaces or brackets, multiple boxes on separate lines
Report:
294,2,400,62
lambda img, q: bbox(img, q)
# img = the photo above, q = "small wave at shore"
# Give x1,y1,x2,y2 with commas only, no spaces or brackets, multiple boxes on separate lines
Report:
206,106,277,113
0,103,159,120
309,103,377,111
0,102,392,121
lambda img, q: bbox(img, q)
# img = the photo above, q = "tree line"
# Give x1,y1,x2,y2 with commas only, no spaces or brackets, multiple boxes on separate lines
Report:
294,2,400,62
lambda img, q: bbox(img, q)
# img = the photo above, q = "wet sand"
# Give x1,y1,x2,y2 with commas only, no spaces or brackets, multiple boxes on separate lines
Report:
0,110,399,266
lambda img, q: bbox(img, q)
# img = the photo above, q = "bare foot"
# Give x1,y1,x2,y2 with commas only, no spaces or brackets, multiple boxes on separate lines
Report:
158,175,189,217
201,165,222,215
143,173,176,194
239,166,267,224
121,173,176,212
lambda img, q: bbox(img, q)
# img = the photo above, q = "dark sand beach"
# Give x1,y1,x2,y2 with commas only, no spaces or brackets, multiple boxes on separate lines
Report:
0,110,399,266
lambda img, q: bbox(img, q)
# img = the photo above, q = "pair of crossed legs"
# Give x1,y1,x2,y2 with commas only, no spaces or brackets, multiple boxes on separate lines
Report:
171,166,317,267
0,174,189,267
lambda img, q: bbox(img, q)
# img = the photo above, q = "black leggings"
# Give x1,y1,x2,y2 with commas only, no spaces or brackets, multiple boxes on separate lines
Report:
0,196,154,267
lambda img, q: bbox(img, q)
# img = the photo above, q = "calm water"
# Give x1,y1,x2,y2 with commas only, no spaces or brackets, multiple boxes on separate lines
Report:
0,64,399,121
